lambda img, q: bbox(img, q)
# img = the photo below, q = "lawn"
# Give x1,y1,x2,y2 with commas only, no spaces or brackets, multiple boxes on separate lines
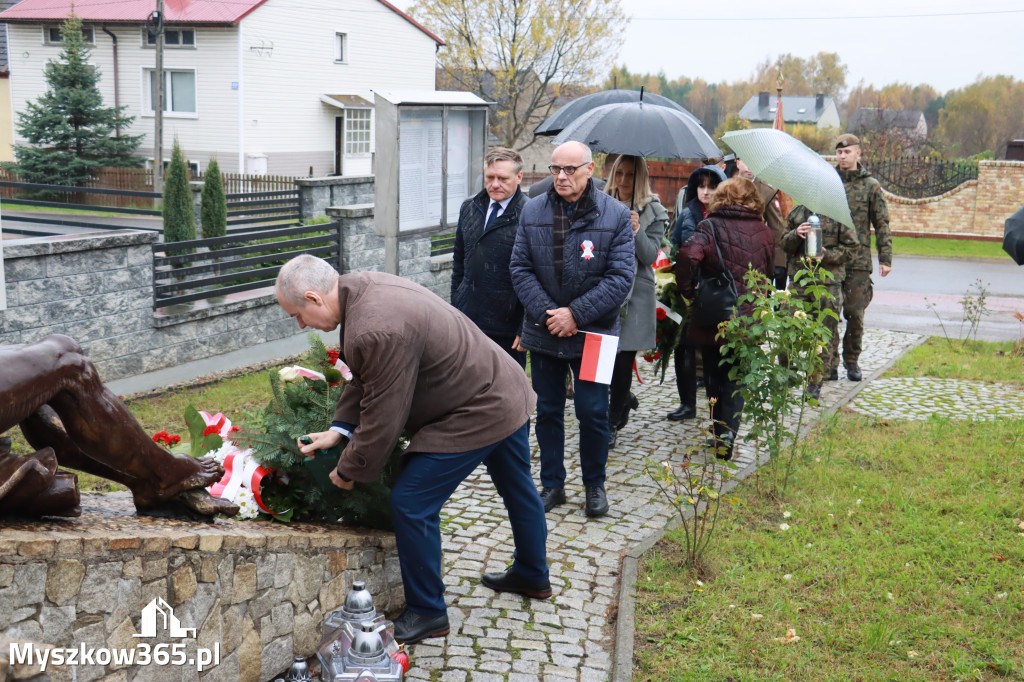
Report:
892,236,1009,261
633,340,1024,681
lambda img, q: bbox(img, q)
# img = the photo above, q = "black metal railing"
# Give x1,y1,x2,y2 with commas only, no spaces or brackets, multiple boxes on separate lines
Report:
226,188,301,228
868,157,979,199
0,181,162,237
152,222,340,308
431,232,455,256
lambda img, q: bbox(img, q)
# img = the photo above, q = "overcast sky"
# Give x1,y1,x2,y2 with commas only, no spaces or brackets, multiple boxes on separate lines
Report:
393,0,1024,95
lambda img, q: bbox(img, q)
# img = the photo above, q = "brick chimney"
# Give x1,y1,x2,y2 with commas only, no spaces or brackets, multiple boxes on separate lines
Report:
759,91,770,108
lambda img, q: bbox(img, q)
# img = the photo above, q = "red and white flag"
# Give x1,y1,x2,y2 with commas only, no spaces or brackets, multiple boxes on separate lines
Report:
652,249,671,271
579,332,619,384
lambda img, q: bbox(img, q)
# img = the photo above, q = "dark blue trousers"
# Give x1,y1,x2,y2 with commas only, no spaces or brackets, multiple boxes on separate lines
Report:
530,352,610,489
389,422,547,617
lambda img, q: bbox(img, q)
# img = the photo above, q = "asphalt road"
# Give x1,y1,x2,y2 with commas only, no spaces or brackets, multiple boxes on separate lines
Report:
867,255,1023,342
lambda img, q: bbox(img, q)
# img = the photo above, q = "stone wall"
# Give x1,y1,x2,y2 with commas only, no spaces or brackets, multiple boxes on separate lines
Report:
0,231,298,381
0,499,401,682
1,206,455,381
882,160,1022,238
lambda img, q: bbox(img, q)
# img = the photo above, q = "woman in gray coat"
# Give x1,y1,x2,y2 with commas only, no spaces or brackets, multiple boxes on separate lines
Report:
604,155,669,447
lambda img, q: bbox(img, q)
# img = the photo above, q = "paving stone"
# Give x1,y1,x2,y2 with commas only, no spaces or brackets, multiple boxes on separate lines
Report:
397,329,925,679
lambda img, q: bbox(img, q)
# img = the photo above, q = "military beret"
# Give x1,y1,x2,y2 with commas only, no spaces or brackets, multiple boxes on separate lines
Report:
835,133,860,149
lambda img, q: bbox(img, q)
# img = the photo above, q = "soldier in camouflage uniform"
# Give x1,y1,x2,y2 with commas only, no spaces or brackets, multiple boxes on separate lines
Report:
781,205,860,399
833,134,892,382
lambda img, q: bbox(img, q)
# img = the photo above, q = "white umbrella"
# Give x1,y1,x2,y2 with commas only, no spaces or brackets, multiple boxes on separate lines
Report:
722,129,854,228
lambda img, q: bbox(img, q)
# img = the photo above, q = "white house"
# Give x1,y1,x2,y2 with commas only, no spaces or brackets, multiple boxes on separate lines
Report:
0,0,443,176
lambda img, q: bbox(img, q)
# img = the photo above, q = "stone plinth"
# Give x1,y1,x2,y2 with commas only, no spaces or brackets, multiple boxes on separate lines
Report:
0,492,401,682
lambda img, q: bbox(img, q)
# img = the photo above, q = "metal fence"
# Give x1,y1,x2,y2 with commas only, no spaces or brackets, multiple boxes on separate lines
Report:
0,181,162,237
868,157,979,199
152,222,341,308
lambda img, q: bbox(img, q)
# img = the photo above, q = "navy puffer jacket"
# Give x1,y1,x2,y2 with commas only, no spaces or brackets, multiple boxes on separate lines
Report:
451,187,528,340
510,180,635,358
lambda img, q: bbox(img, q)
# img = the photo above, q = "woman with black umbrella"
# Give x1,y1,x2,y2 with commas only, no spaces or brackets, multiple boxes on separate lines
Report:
603,155,669,448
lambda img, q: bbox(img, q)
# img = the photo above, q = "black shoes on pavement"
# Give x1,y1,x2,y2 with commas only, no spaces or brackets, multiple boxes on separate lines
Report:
847,364,863,381
585,485,609,517
480,570,553,599
666,404,697,421
393,609,450,645
608,427,618,450
540,485,609,517
539,486,566,512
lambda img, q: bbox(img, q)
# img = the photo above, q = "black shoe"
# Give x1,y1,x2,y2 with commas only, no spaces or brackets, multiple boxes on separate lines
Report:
539,487,566,513
608,427,618,450
480,569,552,599
585,485,609,517
628,392,639,411
826,368,839,381
666,405,697,421
847,364,863,382
392,609,450,645
806,382,821,401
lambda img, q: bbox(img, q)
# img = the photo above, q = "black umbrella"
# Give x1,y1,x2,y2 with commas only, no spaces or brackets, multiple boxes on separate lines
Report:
534,88,700,136
1005,205,1024,265
550,99,721,160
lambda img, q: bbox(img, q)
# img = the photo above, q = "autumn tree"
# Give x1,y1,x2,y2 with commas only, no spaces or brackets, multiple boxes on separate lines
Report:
750,52,849,101
409,0,626,150
934,76,1024,158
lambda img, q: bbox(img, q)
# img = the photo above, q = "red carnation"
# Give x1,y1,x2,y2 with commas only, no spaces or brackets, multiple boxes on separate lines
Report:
202,425,220,437
656,307,667,321
326,350,340,364
169,434,182,445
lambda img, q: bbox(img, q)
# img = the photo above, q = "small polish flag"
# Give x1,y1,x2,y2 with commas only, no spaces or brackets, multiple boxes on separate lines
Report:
652,249,671,271
579,332,619,384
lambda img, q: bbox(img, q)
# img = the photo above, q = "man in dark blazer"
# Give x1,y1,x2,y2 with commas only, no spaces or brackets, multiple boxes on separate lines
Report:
451,147,529,365
277,256,550,645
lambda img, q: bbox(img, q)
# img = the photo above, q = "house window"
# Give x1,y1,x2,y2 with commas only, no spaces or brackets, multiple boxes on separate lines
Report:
45,26,94,44
345,109,371,154
145,69,197,115
335,33,347,62
146,158,201,175
145,28,196,48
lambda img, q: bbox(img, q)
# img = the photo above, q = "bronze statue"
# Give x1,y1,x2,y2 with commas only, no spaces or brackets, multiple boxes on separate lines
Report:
0,335,238,518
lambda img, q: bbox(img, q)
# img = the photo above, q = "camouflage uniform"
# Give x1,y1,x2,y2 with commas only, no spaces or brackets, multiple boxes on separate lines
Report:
781,205,860,382
836,165,891,371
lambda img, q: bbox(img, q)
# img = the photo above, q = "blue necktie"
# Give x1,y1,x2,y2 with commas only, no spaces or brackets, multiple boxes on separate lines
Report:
485,203,499,228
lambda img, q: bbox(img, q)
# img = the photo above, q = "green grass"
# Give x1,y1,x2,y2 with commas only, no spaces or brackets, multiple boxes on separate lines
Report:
1,201,142,218
634,340,1024,681
893,236,1009,260
887,338,1024,385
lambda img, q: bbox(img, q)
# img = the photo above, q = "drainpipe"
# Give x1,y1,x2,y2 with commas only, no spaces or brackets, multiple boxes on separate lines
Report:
101,25,120,136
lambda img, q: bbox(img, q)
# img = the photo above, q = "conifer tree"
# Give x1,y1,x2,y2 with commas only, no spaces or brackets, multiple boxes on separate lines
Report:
12,11,142,185
200,158,227,240
162,139,195,244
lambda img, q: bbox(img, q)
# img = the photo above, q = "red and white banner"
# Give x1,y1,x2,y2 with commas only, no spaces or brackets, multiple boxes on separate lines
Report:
579,332,619,384
652,249,671,271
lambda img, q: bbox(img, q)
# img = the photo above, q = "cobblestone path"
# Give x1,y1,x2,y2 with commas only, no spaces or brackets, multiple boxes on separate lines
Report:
850,377,1024,421
404,330,923,681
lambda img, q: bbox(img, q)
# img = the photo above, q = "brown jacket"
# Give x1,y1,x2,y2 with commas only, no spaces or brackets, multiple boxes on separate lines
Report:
332,272,536,482
754,178,787,268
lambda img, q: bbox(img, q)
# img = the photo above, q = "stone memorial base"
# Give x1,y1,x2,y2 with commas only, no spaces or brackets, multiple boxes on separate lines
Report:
0,492,402,682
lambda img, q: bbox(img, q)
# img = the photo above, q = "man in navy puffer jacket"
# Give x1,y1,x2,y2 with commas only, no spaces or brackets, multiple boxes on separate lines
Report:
509,141,634,519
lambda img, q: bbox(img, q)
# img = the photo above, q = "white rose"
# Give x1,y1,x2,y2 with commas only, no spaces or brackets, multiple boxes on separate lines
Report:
279,366,301,382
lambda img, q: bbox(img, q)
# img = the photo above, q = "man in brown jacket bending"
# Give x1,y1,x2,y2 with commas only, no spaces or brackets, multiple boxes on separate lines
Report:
276,255,550,645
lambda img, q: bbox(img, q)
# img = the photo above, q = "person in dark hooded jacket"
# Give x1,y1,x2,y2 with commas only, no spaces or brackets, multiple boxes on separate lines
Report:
666,165,727,422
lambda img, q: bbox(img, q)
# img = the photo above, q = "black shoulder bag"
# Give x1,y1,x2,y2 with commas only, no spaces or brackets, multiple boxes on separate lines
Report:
690,220,738,327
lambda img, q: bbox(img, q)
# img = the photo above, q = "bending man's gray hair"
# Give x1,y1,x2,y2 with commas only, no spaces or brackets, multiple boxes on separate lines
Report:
276,254,339,305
